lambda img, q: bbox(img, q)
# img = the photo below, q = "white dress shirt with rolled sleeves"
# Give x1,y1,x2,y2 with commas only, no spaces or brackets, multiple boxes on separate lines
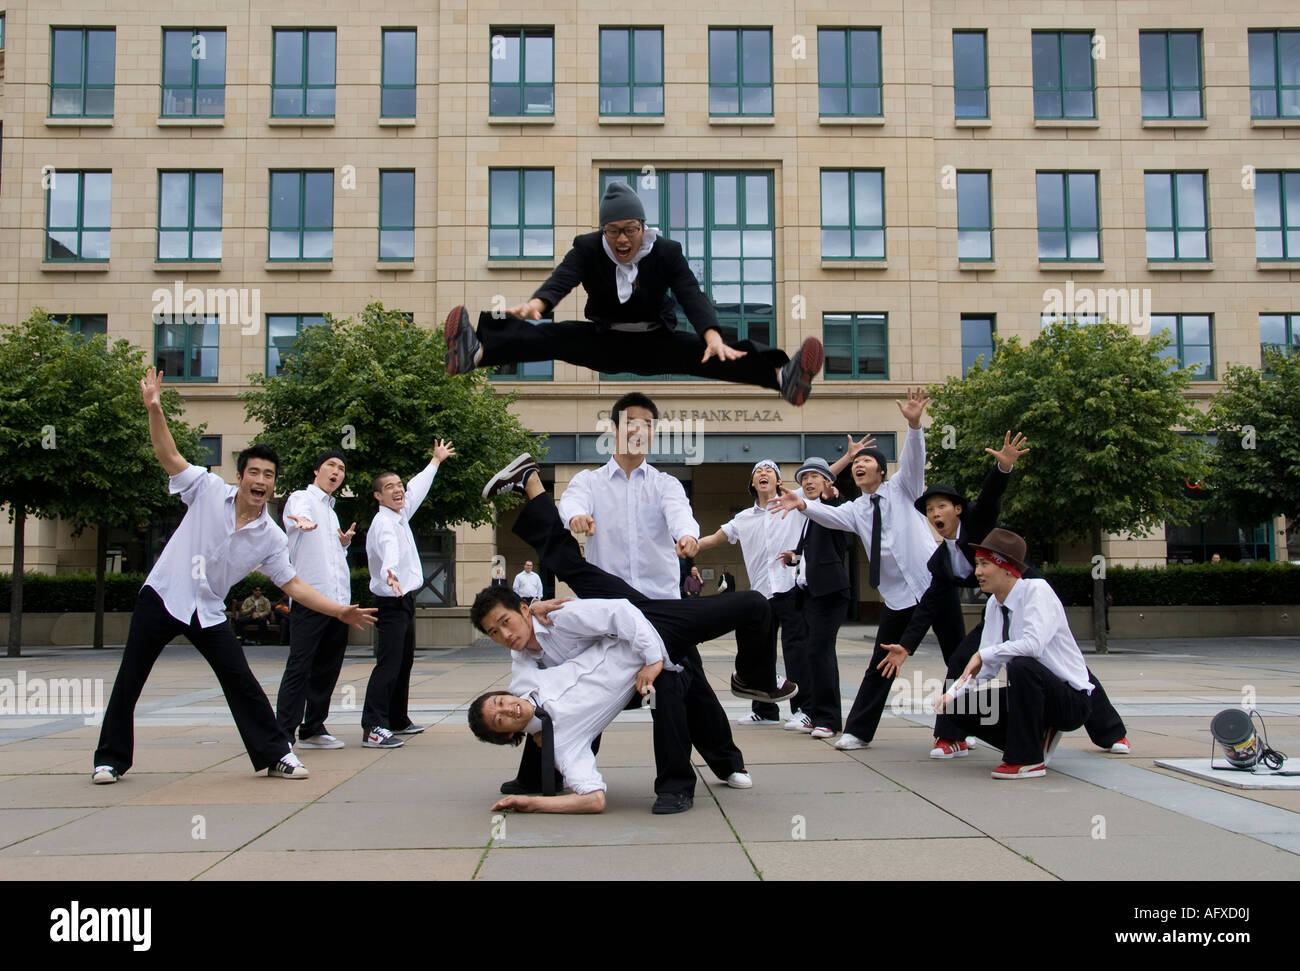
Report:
144,464,298,628
719,504,804,598
366,460,439,599
283,484,351,606
555,459,700,601
512,570,544,600
794,427,933,610
973,578,1095,694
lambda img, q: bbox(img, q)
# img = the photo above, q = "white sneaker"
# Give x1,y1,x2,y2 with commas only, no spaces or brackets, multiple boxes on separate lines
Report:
834,733,869,751
783,712,813,733
726,771,753,789
1109,737,1131,754
91,765,118,785
736,712,780,726
810,726,836,739
268,751,310,779
297,733,345,750
965,736,979,749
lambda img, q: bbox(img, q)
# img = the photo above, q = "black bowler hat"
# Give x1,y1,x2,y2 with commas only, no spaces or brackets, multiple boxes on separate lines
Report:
914,483,968,516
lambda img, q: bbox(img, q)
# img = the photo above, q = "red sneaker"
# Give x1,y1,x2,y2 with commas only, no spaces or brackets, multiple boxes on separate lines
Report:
929,738,971,759
1108,737,1131,754
991,762,1046,780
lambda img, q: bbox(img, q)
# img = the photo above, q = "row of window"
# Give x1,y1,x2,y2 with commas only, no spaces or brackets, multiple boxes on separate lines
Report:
39,25,1300,122
63,312,1300,383
43,166,1300,266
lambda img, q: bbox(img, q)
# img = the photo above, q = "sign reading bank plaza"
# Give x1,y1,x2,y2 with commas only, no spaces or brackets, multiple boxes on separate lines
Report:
596,408,785,424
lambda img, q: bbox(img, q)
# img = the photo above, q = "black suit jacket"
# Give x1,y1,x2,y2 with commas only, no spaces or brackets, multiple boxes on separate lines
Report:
796,496,851,598
899,462,1011,651
532,232,720,336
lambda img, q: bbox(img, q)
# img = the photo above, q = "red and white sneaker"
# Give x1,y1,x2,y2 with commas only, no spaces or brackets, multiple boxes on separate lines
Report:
1042,726,1062,765
991,762,1046,780
929,738,971,759
1108,737,1131,754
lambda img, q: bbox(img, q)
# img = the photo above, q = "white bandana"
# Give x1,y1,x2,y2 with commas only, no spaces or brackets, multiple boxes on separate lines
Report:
602,227,658,303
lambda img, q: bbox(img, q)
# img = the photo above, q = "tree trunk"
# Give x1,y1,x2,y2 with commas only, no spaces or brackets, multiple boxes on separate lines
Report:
7,510,24,658
94,524,108,649
1092,524,1108,655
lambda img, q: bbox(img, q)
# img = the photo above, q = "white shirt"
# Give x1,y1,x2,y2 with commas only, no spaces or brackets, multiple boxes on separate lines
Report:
556,459,699,600
508,598,677,795
145,464,297,628
366,460,440,598
512,570,544,600
945,527,974,581
974,578,1094,694
283,484,351,606
721,503,804,598
795,427,933,610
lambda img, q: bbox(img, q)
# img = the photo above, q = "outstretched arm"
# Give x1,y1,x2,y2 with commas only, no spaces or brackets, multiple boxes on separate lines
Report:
140,368,187,476
695,528,730,553
281,577,377,630
492,790,606,814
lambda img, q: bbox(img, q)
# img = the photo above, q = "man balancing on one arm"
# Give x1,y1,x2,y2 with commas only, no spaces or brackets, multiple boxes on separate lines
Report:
445,182,824,405
92,368,376,785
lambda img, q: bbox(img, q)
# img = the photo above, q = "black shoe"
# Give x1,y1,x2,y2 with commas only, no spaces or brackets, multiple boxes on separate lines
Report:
730,673,799,704
651,792,694,815
499,775,562,795
445,305,482,375
483,453,540,500
778,337,824,406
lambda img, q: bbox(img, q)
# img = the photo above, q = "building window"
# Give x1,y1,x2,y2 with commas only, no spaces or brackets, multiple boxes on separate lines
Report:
1260,313,1300,363
957,171,992,261
490,319,554,381
45,171,111,262
1145,172,1208,261
490,27,554,116
65,314,109,341
269,171,333,261
952,30,988,119
1041,314,1102,328
599,27,664,116
161,28,226,117
1036,172,1099,261
821,169,885,260
379,170,415,261
1031,30,1095,119
272,28,336,118
823,313,887,380
1139,31,1202,119
488,169,553,260
158,171,222,261
198,435,223,469
960,315,995,373
1153,314,1214,379
1249,29,1300,119
50,28,115,118
818,28,881,117
155,315,219,382
266,314,327,376
1255,171,1300,260
709,28,772,116
381,29,417,117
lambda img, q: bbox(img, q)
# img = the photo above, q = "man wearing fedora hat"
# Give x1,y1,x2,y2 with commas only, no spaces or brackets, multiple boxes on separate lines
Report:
444,182,824,405
934,528,1095,779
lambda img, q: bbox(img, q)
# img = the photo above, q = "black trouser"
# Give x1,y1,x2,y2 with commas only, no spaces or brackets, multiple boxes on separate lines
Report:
276,601,350,742
841,604,917,742
801,589,850,732
362,593,415,732
95,586,290,774
936,657,1092,765
476,312,787,389
236,616,269,643
751,590,809,721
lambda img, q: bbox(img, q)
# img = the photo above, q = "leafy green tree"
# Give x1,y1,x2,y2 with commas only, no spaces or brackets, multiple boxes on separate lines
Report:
925,320,1210,652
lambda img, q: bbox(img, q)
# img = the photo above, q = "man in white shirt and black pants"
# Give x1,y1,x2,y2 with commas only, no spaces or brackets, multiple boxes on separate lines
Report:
362,440,455,749
512,561,543,604
92,369,376,784
276,451,356,750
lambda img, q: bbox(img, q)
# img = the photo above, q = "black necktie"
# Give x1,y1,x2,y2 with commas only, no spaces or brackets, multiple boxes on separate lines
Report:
535,705,556,797
1001,604,1012,642
868,496,882,589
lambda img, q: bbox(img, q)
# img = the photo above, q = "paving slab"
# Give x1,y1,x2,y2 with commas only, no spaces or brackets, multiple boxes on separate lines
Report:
0,772,190,809
714,789,980,842
746,837,1056,881
1003,834,1300,881
1,803,300,855
241,800,492,852
0,808,97,849
0,852,222,881
476,841,758,880
197,848,482,881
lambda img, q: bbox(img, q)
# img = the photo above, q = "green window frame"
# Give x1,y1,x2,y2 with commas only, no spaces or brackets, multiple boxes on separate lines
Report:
271,28,336,118
268,170,333,261
1249,29,1300,119
599,27,664,116
1255,171,1300,260
381,28,417,118
488,169,553,260
709,28,772,117
158,171,222,262
155,314,219,382
1036,171,1100,262
818,27,882,117
823,313,888,380
821,169,885,260
957,170,993,261
266,314,327,376
1260,313,1300,365
1139,30,1202,119
960,314,995,373
161,28,226,118
50,27,115,118
379,170,415,262
1153,313,1214,380
952,30,988,119
1031,30,1095,120
45,170,111,262
489,27,554,116
1145,172,1209,262
65,314,109,341
490,318,554,381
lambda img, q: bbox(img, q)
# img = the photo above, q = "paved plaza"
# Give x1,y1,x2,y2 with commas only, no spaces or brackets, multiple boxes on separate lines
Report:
1,627,1298,881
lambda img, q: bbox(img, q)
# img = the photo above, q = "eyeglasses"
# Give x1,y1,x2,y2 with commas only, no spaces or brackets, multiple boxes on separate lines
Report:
603,223,644,240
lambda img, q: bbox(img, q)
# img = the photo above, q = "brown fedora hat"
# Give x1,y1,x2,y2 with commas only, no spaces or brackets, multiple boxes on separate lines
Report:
971,527,1029,575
